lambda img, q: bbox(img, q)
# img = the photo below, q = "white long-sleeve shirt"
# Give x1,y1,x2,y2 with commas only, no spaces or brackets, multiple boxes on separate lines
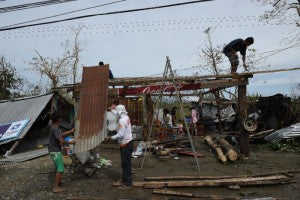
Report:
111,114,133,145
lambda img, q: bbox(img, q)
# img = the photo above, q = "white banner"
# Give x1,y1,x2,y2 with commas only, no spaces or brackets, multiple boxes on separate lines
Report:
0,119,30,142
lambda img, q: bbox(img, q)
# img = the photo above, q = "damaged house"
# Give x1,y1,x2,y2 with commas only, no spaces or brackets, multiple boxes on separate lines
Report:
0,93,73,164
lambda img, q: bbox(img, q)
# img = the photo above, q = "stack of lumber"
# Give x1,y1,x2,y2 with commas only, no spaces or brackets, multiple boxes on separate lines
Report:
113,171,296,188
113,171,297,199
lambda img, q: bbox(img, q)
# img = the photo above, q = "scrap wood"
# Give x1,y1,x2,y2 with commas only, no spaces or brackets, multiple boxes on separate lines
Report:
66,197,104,200
204,136,227,163
218,138,238,161
144,170,300,181
153,189,240,200
250,129,275,139
113,181,145,187
142,174,292,189
153,137,189,145
177,150,203,157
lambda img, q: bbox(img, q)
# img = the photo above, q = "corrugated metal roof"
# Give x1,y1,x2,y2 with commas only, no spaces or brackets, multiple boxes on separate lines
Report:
74,66,109,153
0,94,53,145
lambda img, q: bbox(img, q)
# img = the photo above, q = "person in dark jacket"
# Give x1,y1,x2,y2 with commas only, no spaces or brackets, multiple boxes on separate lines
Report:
99,61,114,79
223,37,254,74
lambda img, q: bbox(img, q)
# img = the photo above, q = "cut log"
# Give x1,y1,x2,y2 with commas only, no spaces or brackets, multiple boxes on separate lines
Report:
218,138,238,161
153,189,240,200
204,136,227,163
143,174,291,189
144,169,300,181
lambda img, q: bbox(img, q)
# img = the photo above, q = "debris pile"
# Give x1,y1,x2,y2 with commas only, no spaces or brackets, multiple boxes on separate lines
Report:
142,137,203,160
264,123,300,142
64,151,113,176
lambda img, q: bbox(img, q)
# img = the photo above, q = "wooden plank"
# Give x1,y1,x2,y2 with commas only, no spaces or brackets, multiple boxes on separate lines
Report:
143,174,291,189
56,67,300,89
144,169,300,181
238,83,249,156
153,189,240,200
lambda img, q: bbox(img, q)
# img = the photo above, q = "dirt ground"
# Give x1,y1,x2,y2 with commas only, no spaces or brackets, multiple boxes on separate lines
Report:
1,140,300,200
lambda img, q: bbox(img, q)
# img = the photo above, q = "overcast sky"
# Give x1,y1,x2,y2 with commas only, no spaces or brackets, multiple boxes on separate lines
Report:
0,0,299,96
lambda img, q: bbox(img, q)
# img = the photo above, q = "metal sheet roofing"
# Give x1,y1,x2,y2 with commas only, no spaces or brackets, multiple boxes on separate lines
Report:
0,94,53,145
74,66,109,153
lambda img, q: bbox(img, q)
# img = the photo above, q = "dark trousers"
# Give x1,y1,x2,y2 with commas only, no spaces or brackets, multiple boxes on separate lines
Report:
120,140,134,186
225,52,239,73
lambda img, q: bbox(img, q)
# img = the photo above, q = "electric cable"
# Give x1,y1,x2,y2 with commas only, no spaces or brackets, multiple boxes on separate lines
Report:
0,0,213,32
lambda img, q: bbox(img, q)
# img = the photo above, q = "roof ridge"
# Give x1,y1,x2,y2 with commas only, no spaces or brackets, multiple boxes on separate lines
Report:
0,93,53,103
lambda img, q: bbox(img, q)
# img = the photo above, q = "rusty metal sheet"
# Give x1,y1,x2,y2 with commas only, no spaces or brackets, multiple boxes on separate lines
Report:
75,65,109,153
110,98,143,126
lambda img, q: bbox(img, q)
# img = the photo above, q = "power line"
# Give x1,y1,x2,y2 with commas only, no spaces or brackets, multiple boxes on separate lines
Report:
0,22,294,39
174,0,239,72
0,0,128,29
1,14,264,33
148,42,300,76
0,0,213,32
0,0,77,13
0,16,269,35
2,15,282,35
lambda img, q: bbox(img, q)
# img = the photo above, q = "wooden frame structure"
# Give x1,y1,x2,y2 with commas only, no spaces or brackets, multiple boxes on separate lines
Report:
55,66,300,157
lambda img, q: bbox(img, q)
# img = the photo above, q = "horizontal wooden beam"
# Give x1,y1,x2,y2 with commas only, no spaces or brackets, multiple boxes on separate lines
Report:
54,67,300,89
116,78,248,96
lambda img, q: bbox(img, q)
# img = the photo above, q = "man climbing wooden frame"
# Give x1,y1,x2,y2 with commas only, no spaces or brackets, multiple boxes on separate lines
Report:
140,57,201,173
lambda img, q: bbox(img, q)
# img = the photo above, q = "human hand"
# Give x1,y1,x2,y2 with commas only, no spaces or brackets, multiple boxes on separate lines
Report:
69,140,75,144
243,63,248,71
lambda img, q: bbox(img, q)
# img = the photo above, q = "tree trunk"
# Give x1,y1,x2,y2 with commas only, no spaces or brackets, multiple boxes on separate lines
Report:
218,138,238,161
204,136,227,163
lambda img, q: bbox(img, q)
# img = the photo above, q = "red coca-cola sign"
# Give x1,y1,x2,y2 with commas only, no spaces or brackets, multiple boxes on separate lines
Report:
118,83,202,96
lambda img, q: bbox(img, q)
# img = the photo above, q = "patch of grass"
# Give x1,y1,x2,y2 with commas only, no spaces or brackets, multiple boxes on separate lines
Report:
266,141,300,153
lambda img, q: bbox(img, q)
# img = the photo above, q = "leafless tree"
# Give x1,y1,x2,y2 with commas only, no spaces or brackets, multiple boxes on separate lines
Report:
253,0,300,42
29,26,84,89
198,28,224,75
291,82,300,98
254,0,299,22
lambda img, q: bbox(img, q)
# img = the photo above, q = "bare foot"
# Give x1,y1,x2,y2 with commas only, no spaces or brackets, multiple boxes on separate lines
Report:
53,187,67,193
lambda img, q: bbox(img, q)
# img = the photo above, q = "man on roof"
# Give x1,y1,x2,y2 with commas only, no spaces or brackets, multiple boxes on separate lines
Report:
223,37,254,74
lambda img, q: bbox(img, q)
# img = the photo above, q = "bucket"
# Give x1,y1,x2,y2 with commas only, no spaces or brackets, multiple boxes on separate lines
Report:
65,147,73,156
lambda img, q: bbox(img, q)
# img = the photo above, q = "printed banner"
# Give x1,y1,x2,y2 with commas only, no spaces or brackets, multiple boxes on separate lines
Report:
118,83,202,96
0,119,30,142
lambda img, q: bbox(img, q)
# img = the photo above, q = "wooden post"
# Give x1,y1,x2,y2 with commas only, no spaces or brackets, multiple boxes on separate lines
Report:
214,90,224,134
142,94,148,140
142,94,152,140
238,81,249,156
